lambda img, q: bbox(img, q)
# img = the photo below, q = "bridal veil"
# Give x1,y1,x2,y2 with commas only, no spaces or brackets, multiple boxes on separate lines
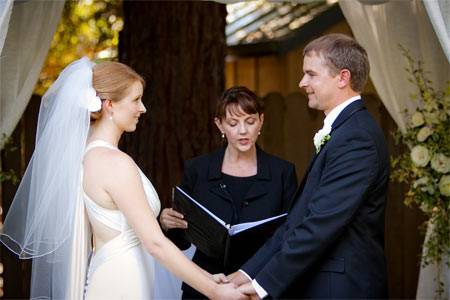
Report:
0,57,96,299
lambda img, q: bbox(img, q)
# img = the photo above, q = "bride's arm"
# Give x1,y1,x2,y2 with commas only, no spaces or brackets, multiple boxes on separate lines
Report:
102,152,245,300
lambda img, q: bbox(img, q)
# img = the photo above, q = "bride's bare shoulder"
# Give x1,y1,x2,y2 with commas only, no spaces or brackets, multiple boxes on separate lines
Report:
84,147,137,175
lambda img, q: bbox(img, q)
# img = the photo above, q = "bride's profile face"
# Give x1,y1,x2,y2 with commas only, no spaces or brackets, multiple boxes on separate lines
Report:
111,81,146,132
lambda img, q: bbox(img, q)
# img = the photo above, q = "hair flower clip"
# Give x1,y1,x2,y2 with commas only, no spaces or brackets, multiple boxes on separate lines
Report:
85,87,102,112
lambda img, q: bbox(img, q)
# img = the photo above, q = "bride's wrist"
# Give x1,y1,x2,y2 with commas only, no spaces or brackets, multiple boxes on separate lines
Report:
204,281,219,300
199,270,218,298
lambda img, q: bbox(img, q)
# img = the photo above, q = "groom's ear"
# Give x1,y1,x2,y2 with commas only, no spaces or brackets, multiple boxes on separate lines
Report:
337,69,352,89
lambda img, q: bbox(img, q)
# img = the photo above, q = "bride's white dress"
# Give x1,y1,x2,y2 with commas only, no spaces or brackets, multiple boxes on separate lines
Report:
83,140,161,299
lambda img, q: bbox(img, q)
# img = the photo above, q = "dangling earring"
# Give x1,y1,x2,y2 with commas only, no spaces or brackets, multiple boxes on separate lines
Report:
109,113,113,121
221,132,225,139
258,131,261,136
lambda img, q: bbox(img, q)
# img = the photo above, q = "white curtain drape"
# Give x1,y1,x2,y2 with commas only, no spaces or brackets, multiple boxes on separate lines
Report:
423,0,450,63
340,0,450,298
415,223,450,300
339,0,450,132
0,1,12,57
0,1,64,149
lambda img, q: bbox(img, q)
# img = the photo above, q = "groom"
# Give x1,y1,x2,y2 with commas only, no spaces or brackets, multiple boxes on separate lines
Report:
226,33,389,299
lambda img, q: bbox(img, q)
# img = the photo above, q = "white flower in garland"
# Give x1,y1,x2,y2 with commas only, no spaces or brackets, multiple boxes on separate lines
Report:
410,145,430,167
84,87,102,112
430,153,450,174
313,125,331,153
413,177,435,194
416,126,433,142
411,112,425,127
413,176,429,188
390,50,450,295
438,175,450,196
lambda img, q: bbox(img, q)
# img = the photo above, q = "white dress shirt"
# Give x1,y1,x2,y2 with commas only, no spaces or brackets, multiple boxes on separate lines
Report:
321,95,361,130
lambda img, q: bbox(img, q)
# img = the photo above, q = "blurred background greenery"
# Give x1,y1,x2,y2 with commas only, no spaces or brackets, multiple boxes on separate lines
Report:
35,0,122,95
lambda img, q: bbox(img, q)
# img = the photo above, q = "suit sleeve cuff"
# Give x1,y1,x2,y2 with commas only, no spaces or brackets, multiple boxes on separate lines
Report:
238,269,252,281
252,279,268,299
239,269,268,298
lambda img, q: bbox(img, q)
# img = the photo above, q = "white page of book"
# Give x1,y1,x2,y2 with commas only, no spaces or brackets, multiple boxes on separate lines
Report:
228,213,287,235
176,187,229,229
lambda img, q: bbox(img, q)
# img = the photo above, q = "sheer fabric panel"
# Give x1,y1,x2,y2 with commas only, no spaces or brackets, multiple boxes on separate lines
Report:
0,1,64,149
340,0,450,132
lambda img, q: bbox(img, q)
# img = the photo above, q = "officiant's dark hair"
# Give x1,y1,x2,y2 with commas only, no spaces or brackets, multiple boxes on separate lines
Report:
215,86,263,120
303,33,369,93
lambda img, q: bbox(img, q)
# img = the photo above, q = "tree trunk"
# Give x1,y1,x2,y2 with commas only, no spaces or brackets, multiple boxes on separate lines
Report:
119,2,226,207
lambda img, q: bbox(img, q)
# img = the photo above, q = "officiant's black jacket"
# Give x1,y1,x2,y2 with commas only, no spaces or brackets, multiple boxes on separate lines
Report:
167,146,297,298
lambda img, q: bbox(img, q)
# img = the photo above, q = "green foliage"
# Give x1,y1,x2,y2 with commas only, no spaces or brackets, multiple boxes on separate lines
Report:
35,0,123,95
391,45,450,299
0,135,19,185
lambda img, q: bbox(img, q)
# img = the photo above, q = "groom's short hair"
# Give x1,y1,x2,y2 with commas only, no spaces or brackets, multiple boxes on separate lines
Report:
303,33,370,93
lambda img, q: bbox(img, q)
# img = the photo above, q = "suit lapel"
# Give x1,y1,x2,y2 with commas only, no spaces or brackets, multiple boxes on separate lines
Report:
289,100,366,210
330,100,365,133
289,151,317,210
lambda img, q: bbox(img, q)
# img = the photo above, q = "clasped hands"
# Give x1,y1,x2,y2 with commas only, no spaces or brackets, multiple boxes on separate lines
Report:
160,209,259,299
211,271,259,300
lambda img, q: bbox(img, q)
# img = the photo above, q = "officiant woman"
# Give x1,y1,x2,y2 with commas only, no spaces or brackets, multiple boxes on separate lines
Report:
159,86,298,299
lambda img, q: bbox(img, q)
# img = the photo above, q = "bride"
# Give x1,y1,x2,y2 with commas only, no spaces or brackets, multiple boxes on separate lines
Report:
0,57,246,300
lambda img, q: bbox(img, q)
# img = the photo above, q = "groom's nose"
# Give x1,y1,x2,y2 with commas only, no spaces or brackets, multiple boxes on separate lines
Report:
299,76,307,89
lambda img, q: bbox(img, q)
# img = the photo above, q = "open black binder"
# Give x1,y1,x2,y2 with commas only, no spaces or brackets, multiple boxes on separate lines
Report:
172,186,287,268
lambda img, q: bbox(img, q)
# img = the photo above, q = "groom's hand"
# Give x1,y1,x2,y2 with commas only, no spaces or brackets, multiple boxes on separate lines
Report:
212,273,230,284
238,282,259,300
227,271,250,286
212,283,249,300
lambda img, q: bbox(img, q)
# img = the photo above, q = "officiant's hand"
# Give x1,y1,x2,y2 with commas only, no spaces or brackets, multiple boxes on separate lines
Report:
159,208,188,231
227,271,250,286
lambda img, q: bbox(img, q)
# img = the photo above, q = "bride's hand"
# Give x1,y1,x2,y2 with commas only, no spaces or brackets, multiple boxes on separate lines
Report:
212,273,229,284
159,208,187,231
211,283,249,300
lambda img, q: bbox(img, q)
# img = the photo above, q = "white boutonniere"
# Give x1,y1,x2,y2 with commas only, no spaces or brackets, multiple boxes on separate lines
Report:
313,126,331,153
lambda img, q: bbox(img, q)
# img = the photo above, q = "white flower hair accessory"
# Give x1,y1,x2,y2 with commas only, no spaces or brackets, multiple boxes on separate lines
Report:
84,87,102,112
313,125,332,153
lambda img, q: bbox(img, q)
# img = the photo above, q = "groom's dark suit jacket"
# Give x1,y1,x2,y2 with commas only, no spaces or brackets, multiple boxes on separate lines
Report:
242,100,389,299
